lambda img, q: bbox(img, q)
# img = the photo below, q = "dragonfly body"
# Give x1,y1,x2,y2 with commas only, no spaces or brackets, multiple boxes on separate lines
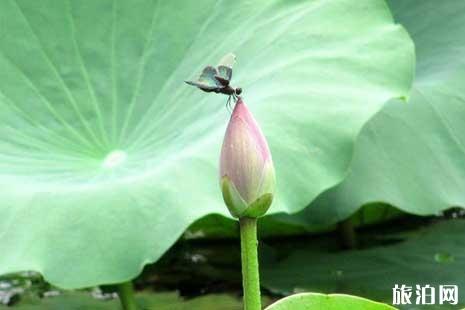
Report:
195,81,241,97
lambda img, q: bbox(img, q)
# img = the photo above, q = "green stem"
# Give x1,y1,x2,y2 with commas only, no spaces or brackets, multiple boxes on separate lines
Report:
240,217,261,310
117,281,138,310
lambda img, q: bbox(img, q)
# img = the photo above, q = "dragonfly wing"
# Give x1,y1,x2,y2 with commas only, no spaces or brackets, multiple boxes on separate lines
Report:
185,80,217,91
217,65,232,82
218,53,236,68
216,53,235,81
186,65,221,90
198,66,221,87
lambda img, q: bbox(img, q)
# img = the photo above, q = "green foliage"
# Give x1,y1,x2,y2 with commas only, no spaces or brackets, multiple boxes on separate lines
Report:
0,0,414,288
262,220,465,309
0,291,246,310
290,0,465,227
186,204,403,240
265,293,395,310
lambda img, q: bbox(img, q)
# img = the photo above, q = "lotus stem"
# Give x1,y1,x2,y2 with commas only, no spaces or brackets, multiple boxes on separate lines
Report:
240,217,261,310
117,281,138,310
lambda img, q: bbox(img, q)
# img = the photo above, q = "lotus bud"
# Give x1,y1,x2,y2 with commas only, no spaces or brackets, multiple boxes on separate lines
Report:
220,99,275,218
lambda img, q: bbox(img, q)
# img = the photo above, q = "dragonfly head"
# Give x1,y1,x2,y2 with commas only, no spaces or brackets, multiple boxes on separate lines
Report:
235,88,242,95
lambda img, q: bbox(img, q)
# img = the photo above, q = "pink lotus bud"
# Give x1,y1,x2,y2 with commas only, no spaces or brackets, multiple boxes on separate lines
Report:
220,99,275,218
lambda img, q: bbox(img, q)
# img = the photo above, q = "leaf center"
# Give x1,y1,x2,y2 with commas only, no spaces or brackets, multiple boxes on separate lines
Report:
102,150,127,169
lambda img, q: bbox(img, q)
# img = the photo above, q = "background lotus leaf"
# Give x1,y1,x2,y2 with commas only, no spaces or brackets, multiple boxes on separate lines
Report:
283,0,465,228
0,0,413,288
262,220,465,309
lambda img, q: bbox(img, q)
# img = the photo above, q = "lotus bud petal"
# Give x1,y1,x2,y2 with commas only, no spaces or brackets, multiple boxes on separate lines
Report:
220,99,275,218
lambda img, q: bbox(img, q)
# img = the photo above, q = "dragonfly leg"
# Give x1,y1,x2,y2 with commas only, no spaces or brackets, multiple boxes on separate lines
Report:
226,96,231,112
231,94,237,108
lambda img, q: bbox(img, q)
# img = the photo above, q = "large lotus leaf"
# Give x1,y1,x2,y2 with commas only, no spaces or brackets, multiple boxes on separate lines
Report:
265,293,395,310
262,220,465,309
0,0,414,288
280,0,465,226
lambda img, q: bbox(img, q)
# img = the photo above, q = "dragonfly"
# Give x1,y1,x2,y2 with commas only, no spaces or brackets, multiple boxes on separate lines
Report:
185,53,242,110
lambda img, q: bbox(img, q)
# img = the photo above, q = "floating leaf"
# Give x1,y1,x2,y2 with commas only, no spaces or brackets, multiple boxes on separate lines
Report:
265,293,395,310
0,0,413,288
